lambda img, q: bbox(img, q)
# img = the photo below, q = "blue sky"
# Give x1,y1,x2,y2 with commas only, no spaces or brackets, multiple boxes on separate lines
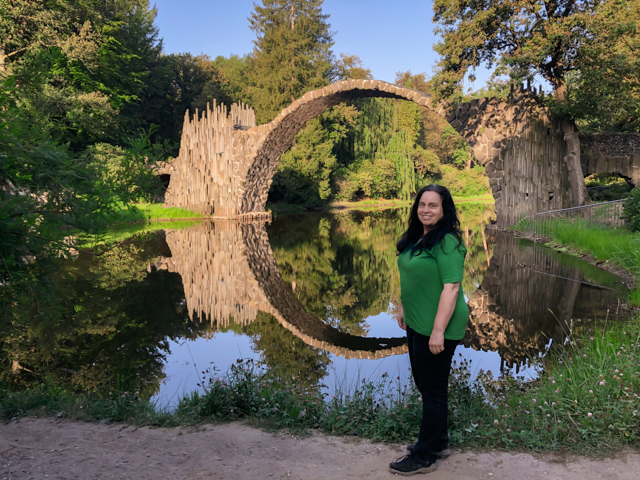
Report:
151,0,492,91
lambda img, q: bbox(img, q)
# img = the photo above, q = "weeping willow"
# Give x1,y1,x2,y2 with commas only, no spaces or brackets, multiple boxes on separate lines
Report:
386,130,417,201
351,98,398,162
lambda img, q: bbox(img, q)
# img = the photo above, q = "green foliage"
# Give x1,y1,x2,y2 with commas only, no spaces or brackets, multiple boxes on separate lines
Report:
586,174,633,202
437,165,491,197
271,104,359,204
1,0,168,149
622,189,640,232
431,0,640,131
0,74,167,333
334,53,373,80
561,1,640,131
357,158,398,200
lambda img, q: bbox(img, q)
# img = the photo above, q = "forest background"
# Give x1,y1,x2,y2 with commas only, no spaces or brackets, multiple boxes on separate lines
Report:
1,0,639,321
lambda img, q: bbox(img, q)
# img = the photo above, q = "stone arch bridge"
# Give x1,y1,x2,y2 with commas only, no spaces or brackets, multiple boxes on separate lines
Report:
580,133,640,188
162,79,603,228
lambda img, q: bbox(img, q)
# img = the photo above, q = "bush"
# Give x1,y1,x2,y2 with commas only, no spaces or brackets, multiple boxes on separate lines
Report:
356,158,398,199
333,170,360,201
622,189,640,232
438,165,491,197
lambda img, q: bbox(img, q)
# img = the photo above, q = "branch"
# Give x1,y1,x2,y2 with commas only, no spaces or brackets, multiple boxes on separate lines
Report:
5,43,52,59
5,209,67,218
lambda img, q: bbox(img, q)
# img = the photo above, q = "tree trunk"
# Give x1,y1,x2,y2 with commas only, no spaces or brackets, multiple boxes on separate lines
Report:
560,120,590,207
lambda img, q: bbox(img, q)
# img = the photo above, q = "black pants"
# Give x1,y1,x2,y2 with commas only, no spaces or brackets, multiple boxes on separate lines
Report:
406,325,459,462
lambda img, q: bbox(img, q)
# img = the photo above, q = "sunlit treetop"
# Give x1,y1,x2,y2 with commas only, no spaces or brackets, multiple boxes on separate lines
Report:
431,0,639,126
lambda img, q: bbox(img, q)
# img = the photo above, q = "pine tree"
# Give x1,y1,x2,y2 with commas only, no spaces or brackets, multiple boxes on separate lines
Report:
247,0,336,124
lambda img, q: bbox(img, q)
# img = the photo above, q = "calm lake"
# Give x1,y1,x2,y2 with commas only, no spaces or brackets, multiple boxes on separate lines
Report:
9,204,630,407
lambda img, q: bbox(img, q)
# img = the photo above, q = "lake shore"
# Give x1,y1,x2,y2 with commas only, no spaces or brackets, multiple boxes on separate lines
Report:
1,418,639,480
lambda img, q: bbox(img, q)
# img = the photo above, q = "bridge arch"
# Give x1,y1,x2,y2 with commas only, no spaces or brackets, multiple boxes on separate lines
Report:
241,80,444,213
164,78,579,228
580,132,640,189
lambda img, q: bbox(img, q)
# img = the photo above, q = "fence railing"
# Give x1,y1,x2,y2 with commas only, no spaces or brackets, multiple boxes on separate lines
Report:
533,199,625,239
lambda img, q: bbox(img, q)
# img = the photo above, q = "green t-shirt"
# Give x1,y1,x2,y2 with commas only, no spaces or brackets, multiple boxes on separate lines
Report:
397,233,469,340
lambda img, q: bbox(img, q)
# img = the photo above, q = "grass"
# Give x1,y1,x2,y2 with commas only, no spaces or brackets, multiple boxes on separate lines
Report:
73,203,204,249
456,319,640,454
536,220,640,306
2,318,638,455
102,203,205,224
542,221,640,270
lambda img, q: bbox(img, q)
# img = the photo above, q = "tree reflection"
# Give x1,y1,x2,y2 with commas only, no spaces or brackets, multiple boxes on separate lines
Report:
268,204,496,335
1,234,210,397
243,312,330,393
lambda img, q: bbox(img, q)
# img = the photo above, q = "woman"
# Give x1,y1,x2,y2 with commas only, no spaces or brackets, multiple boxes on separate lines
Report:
389,184,468,476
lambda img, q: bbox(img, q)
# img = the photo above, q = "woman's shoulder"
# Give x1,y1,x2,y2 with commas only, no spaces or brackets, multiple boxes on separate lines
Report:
438,233,466,255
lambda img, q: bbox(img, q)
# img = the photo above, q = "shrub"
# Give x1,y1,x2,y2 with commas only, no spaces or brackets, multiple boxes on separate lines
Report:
439,165,491,197
333,170,360,201
622,189,640,232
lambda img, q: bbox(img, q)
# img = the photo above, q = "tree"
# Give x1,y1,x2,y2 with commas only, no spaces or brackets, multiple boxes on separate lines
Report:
431,0,640,120
335,53,372,80
1,0,168,149
192,55,251,113
562,1,640,131
246,0,336,124
0,76,164,330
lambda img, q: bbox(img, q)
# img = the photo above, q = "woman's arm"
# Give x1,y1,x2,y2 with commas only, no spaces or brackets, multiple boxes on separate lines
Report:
396,300,406,331
429,282,460,354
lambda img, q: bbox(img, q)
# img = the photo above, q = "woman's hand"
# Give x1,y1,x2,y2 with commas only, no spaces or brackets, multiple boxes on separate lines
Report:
396,304,406,331
429,331,445,355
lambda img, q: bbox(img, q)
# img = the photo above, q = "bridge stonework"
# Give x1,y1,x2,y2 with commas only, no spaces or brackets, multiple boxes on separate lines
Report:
163,79,585,227
580,132,640,187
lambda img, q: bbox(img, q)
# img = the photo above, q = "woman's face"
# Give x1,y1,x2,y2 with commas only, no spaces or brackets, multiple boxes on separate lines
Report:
417,190,444,232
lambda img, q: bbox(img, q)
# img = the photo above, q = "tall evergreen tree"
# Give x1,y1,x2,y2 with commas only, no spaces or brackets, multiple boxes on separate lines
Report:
246,0,336,124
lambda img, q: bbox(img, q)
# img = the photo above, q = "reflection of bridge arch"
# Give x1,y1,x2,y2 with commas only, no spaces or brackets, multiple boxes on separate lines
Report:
163,79,584,228
155,221,407,359
154,222,624,367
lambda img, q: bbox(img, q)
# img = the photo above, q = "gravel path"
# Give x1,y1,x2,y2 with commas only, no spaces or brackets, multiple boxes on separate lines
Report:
1,418,639,479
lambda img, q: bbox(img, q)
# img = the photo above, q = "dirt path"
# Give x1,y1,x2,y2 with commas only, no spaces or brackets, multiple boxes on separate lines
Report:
1,418,638,480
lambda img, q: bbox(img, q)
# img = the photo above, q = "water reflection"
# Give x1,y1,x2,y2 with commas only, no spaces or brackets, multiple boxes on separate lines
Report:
154,207,623,370
2,205,628,402
465,233,626,370
156,220,408,359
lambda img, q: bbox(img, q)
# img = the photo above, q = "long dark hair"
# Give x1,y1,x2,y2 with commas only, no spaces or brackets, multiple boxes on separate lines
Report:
396,184,463,257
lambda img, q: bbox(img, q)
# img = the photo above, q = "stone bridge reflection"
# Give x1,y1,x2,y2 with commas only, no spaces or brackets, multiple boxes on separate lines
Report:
154,222,624,368
155,221,408,359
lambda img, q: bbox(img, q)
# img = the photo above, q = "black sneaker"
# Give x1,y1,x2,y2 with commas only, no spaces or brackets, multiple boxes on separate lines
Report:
389,454,437,476
406,444,451,459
